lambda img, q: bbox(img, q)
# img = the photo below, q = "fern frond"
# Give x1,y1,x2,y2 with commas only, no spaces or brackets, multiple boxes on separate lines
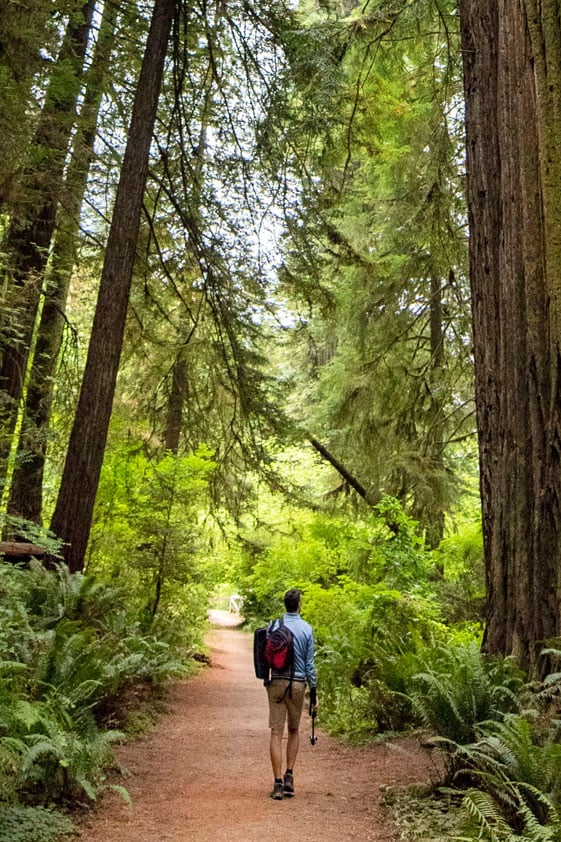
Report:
109,784,132,806
21,737,64,774
77,776,98,801
0,660,28,677
0,735,27,758
516,794,559,841
407,645,522,753
463,789,512,841
12,699,46,731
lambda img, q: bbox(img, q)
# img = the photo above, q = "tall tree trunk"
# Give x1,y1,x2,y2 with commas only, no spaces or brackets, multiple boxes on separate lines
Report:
0,0,95,475
164,354,187,454
423,274,446,549
7,0,119,524
0,0,57,209
160,60,215,457
51,0,176,572
459,0,561,676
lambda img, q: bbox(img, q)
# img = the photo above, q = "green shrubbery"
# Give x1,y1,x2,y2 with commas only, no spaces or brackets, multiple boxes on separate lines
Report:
89,445,218,641
0,805,74,842
409,644,523,747
403,643,561,841
237,495,561,840
0,558,203,835
238,498,486,742
457,716,561,840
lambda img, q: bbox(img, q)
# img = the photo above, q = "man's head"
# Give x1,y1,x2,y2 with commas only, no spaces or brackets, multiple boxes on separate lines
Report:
284,588,302,613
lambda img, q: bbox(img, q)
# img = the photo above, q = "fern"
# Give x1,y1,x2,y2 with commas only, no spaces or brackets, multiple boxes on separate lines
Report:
533,648,561,710
0,735,26,800
455,718,561,840
0,660,27,678
463,784,561,841
0,561,192,806
516,788,561,840
20,719,124,801
108,783,132,806
13,699,50,731
463,788,513,841
21,737,65,773
409,644,522,749
474,718,561,806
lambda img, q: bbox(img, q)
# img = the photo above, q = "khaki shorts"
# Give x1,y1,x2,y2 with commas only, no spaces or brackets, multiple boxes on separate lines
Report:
267,680,306,732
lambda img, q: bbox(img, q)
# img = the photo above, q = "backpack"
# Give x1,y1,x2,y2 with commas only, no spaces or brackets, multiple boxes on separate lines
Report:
253,624,270,680
253,617,295,698
264,617,294,672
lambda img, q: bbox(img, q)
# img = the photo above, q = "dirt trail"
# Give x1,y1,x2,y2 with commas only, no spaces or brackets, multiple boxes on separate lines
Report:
78,617,436,842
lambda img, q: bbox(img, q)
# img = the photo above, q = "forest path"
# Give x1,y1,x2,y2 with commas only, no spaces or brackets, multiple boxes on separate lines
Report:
78,616,435,842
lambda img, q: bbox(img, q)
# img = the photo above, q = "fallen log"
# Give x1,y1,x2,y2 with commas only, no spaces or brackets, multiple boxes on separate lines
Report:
0,541,48,558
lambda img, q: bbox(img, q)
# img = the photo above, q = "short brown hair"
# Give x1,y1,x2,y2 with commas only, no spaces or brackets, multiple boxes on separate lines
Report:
284,589,301,612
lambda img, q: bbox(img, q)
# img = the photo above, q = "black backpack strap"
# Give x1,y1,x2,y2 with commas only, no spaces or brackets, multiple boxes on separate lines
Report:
263,619,276,686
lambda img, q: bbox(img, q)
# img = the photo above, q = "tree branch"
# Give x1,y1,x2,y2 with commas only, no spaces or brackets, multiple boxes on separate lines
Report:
307,435,368,500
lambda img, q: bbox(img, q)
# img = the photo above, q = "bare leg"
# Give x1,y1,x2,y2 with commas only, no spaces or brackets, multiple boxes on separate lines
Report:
269,728,283,779
286,727,299,770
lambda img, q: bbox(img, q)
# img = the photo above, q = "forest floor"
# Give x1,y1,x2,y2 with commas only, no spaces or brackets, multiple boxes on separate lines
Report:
77,612,439,842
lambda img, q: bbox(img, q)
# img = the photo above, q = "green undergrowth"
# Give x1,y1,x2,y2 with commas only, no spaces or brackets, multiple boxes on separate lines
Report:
240,501,487,746
0,805,75,842
0,558,205,817
384,785,466,841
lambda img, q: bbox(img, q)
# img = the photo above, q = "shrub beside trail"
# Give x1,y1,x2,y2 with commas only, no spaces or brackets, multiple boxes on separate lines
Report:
0,560,204,840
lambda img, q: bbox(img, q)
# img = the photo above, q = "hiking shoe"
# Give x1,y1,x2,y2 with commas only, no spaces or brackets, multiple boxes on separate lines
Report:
283,771,294,797
271,779,284,800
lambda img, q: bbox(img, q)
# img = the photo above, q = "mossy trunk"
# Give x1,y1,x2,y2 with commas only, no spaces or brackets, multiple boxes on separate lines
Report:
460,0,561,676
0,1,95,475
7,0,118,524
50,0,176,573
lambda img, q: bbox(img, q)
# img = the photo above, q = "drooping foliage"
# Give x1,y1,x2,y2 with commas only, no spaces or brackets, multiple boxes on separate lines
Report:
0,0,474,576
263,0,473,546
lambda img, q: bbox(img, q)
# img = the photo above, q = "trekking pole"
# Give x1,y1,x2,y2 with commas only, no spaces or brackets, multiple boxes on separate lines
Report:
309,695,317,746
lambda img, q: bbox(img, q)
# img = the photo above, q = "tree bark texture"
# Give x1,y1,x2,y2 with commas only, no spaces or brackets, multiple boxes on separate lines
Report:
50,0,176,573
0,0,56,209
419,274,446,549
0,0,95,472
7,0,119,524
460,0,561,675
164,354,188,454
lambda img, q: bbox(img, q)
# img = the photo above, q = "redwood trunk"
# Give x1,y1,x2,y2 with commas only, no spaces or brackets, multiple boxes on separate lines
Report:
164,355,188,454
7,0,119,523
50,0,176,573
460,0,561,675
0,1,95,470
420,274,446,549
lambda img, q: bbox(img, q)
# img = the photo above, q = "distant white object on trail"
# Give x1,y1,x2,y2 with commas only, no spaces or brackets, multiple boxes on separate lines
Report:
228,593,243,613
208,608,243,627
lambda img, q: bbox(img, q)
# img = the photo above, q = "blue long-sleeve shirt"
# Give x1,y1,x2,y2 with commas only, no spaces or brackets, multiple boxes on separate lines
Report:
270,612,317,687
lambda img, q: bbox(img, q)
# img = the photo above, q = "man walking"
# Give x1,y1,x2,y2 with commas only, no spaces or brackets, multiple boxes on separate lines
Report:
267,588,318,800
